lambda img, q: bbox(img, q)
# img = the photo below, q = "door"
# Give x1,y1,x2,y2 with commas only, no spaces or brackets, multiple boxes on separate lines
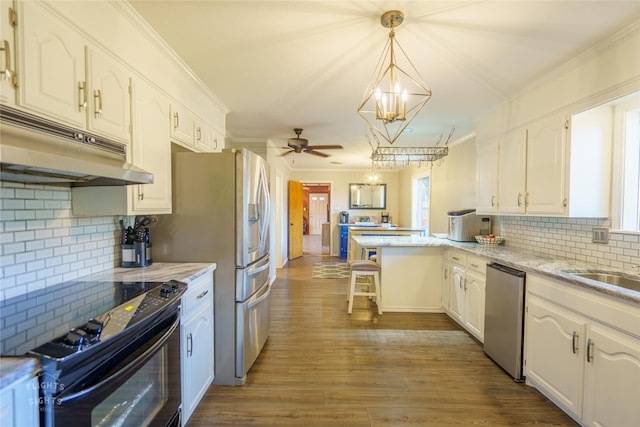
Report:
525,297,585,419
582,324,640,427
308,193,328,235
130,78,171,213
449,266,465,323
17,0,86,127
288,180,303,260
498,127,527,214
0,1,16,106
476,139,499,213
238,149,270,267
526,114,567,215
236,282,271,379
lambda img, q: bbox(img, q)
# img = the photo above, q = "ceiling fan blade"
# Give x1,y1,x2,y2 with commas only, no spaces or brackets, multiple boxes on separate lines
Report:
307,145,343,150
280,150,294,157
306,149,329,158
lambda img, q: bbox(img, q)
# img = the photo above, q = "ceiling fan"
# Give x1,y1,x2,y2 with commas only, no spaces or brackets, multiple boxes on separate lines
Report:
280,128,343,158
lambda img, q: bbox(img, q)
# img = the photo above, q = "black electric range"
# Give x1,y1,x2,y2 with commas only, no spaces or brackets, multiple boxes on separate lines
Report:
0,279,185,358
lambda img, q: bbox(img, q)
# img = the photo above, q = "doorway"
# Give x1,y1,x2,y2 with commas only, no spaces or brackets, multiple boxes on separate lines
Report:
302,183,331,255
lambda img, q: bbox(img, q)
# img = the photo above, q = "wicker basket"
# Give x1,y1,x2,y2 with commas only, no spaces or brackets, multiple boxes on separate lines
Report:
475,235,504,246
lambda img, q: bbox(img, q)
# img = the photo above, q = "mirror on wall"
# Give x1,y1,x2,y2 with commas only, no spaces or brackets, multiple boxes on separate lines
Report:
349,183,387,209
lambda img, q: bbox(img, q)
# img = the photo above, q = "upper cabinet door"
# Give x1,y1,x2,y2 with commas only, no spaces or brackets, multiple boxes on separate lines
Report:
476,139,499,214
0,1,16,105
131,78,171,213
86,46,131,144
17,0,86,128
498,127,527,214
526,114,568,215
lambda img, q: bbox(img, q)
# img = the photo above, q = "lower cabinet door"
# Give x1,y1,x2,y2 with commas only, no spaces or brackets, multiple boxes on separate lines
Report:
525,297,585,419
582,324,640,427
463,270,485,342
182,304,214,425
449,266,465,323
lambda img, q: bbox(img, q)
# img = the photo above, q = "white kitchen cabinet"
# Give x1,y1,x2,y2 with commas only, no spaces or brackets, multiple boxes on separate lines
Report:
0,372,39,427
525,296,586,418
171,100,221,153
525,274,640,426
195,121,221,152
72,78,172,215
475,139,499,214
525,114,568,215
16,1,132,143
478,107,613,217
170,102,196,148
497,126,527,214
463,269,485,340
582,323,640,427
17,0,86,128
85,46,132,143
446,250,486,342
0,1,16,105
181,273,214,426
441,253,451,311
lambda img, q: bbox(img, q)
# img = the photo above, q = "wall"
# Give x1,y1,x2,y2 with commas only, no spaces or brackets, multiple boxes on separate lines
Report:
0,182,120,301
398,137,477,234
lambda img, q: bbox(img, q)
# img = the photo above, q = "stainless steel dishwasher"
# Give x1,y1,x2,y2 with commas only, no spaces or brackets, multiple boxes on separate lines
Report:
484,263,526,382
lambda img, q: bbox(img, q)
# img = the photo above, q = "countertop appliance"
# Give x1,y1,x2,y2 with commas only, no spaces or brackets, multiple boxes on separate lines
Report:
447,209,492,242
484,263,526,381
21,279,186,427
153,148,271,385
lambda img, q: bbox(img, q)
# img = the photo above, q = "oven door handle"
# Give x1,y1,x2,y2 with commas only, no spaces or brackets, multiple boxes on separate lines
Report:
57,315,179,404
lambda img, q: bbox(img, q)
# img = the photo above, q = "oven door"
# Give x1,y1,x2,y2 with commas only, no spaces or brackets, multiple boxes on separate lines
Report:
51,314,181,427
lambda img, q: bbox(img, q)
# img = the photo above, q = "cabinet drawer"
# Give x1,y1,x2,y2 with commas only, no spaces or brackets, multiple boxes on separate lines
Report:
448,251,467,265
182,273,213,316
466,255,487,274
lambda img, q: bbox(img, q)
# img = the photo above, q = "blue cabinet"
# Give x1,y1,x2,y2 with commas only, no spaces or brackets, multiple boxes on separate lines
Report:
339,225,349,259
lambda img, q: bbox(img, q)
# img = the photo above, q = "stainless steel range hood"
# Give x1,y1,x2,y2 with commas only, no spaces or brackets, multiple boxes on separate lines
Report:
0,105,154,186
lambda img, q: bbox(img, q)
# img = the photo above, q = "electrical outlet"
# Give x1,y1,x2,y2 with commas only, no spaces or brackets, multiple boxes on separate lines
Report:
592,227,609,244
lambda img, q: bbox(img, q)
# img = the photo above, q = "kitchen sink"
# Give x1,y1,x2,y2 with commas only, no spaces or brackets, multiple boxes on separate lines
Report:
568,271,640,292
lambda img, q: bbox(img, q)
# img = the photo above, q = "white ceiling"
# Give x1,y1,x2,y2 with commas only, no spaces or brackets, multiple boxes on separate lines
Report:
129,1,640,170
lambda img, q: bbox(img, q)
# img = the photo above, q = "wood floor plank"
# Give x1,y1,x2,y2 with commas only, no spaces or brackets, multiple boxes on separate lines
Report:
186,255,577,426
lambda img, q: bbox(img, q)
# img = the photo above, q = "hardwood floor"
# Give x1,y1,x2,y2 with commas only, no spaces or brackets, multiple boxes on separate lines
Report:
187,255,577,426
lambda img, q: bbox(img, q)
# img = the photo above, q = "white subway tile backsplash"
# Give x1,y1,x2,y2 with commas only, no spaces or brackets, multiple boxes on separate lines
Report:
497,216,640,272
1,182,121,301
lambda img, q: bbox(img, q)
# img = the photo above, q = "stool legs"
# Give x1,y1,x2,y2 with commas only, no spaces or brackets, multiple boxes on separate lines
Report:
348,269,382,315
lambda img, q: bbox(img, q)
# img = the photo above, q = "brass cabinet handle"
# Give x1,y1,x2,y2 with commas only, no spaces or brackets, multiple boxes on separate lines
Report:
586,338,594,363
173,112,179,129
196,126,202,141
78,81,87,111
491,195,495,207
517,192,522,207
572,331,578,354
0,40,14,83
94,89,102,118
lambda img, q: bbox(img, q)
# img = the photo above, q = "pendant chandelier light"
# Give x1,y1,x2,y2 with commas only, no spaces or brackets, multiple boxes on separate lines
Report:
357,10,432,145
362,157,382,186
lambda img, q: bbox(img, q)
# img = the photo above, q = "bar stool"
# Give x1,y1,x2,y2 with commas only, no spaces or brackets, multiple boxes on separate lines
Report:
347,260,382,315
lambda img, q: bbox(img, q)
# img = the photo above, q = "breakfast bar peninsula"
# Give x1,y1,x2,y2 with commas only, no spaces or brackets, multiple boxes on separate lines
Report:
351,235,461,312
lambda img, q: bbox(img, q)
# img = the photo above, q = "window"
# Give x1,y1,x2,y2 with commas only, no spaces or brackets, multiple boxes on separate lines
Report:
412,173,430,234
613,93,640,232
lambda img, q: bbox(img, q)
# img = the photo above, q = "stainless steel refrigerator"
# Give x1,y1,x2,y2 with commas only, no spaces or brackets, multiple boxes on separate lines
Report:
153,148,271,385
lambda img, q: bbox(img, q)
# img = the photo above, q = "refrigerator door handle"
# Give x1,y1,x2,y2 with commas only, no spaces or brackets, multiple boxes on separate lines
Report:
246,282,271,310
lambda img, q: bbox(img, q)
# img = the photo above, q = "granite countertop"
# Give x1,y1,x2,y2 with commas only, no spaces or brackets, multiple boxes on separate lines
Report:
84,262,217,284
352,235,640,305
0,357,39,391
